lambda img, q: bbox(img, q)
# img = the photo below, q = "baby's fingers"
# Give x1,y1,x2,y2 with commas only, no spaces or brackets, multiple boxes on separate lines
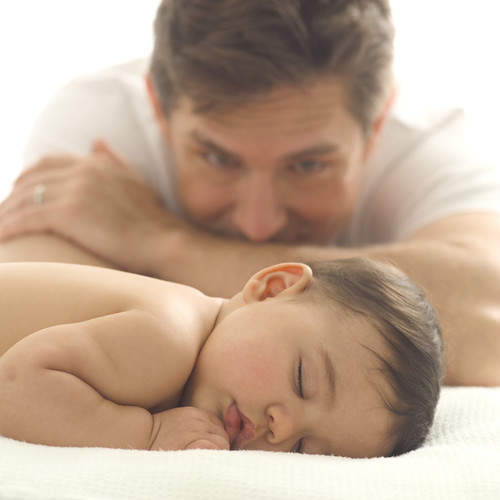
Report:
186,435,230,451
187,416,230,450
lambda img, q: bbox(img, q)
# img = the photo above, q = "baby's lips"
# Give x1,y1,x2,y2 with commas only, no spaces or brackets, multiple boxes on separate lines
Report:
224,402,242,447
239,411,256,440
225,402,256,449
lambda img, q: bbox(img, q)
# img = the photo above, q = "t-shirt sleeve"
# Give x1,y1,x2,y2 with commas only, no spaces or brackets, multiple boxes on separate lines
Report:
22,76,115,168
340,108,500,246
22,59,153,171
19,61,181,214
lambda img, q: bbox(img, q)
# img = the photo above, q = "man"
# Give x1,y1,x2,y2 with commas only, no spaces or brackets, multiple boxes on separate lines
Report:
0,0,499,385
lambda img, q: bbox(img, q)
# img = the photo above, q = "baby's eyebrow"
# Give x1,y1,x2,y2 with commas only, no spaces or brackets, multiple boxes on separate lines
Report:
318,345,336,403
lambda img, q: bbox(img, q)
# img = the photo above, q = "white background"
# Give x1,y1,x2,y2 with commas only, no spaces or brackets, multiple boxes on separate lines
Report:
0,0,499,200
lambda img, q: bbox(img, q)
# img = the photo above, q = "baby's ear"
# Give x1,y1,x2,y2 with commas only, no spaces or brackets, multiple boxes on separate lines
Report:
242,262,313,303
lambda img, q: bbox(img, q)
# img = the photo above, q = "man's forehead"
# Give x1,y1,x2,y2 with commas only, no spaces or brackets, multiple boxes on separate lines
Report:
173,78,354,126
171,86,364,160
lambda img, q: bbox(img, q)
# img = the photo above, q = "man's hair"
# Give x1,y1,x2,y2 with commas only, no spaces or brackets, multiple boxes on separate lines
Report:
305,258,443,456
150,0,394,131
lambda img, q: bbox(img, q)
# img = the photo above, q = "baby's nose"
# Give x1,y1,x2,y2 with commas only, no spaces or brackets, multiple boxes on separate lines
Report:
265,404,300,445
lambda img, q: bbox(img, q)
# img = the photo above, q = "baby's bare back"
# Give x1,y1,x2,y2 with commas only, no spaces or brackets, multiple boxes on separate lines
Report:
0,262,223,449
0,262,211,359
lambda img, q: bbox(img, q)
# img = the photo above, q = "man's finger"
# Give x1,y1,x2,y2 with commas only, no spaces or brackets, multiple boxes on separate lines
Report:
92,139,132,171
15,154,79,184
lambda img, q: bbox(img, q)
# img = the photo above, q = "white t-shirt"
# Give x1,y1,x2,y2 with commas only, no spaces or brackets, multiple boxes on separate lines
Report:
22,58,500,247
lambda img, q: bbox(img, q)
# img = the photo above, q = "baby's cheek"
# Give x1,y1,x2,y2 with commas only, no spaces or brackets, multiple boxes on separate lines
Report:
243,352,284,396
225,346,272,388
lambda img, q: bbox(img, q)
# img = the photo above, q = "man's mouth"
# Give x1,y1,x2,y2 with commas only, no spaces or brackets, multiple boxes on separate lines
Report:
224,402,256,449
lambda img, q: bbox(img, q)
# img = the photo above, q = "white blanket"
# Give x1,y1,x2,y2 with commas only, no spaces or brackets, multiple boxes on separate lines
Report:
0,387,499,500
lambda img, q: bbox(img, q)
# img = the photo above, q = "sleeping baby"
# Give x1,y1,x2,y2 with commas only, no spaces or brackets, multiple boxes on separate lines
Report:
0,257,442,458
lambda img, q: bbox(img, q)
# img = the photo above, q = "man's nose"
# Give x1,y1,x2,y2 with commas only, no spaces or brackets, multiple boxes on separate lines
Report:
232,174,287,242
266,404,300,446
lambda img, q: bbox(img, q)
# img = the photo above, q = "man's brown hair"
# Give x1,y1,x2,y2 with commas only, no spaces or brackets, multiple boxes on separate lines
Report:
150,0,394,131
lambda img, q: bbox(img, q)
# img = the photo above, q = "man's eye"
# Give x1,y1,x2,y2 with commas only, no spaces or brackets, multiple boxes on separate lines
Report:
291,159,324,174
204,151,237,168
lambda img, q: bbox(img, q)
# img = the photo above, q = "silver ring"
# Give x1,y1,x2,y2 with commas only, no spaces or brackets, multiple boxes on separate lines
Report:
33,184,46,206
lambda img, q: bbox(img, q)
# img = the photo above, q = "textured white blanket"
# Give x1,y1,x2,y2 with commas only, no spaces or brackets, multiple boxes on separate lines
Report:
0,387,499,500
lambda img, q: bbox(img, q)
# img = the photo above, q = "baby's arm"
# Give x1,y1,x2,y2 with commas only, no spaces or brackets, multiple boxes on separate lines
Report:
0,309,228,450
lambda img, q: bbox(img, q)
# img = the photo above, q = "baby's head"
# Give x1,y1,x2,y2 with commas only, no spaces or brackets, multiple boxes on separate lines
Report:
302,258,443,456
182,257,442,457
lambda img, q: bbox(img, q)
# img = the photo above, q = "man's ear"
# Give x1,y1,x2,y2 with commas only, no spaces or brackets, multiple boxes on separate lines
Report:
242,262,313,303
145,74,164,121
362,85,397,162
144,74,173,146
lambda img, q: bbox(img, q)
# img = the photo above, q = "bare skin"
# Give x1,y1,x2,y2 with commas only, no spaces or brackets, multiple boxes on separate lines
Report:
0,259,227,450
0,80,499,386
0,258,396,457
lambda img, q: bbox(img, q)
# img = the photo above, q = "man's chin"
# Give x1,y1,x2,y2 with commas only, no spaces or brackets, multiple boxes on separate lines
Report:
185,212,343,245
199,224,334,245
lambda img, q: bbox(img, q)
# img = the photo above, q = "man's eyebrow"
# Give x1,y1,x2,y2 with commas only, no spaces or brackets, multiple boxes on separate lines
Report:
190,130,338,162
318,345,336,403
283,143,339,162
189,131,242,159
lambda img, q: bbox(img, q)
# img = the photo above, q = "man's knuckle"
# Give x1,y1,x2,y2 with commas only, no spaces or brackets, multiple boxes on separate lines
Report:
35,155,56,169
59,197,84,218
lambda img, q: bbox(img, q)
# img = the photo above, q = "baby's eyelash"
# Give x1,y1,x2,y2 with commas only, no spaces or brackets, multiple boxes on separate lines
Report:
297,358,304,398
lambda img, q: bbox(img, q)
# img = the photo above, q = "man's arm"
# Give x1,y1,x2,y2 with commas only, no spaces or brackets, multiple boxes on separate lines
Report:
151,212,500,387
1,201,499,387
0,233,117,267
0,310,228,449
1,149,499,386
0,142,175,270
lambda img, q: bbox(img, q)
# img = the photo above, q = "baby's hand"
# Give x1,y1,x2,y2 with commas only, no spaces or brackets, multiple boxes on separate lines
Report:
149,406,230,451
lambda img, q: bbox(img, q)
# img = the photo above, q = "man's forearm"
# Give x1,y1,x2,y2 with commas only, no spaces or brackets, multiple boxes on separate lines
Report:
156,214,500,386
0,234,117,268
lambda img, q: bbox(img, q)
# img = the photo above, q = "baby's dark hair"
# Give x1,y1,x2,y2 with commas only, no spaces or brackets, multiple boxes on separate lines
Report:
304,258,443,456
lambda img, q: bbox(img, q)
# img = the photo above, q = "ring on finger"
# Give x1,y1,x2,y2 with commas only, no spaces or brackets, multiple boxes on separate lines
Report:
33,184,46,206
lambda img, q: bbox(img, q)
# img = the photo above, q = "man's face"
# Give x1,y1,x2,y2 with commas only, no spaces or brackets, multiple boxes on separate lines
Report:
160,79,377,244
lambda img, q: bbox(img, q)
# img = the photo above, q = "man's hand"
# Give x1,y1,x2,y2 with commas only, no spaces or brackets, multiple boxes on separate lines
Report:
0,141,181,275
150,407,230,451
0,139,264,292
